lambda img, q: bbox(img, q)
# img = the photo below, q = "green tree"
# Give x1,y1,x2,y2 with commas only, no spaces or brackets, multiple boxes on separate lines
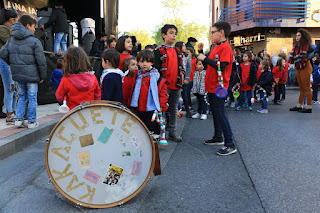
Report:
126,29,156,50
153,0,209,52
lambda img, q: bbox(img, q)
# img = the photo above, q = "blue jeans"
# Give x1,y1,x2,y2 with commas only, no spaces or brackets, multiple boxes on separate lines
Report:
260,92,268,109
16,82,38,122
181,82,192,112
195,94,207,114
54,32,68,54
287,68,294,86
227,84,235,102
208,93,234,146
237,90,252,107
312,85,319,101
0,59,17,113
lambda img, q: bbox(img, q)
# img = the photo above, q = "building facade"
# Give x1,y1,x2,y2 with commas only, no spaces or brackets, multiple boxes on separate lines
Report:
211,0,320,56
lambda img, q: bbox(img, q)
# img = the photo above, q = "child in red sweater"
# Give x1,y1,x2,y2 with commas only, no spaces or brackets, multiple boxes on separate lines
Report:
122,57,138,107
56,46,101,110
272,58,285,105
115,35,133,70
235,51,257,111
130,50,168,136
278,53,289,102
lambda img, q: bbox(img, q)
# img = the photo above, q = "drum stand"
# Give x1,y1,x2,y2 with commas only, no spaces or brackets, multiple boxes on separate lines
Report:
151,134,162,176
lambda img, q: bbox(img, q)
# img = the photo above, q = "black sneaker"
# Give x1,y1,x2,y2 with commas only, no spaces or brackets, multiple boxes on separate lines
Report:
204,136,224,145
290,106,302,111
216,146,237,156
298,108,312,113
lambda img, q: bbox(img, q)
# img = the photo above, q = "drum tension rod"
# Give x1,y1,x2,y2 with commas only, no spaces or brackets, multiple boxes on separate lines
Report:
45,138,49,143
118,202,124,207
75,203,84,212
47,178,52,185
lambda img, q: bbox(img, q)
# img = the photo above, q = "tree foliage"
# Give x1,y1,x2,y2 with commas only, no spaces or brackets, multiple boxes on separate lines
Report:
126,29,156,49
153,0,209,52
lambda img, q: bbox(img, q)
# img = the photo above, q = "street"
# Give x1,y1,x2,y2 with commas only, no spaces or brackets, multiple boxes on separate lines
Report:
1,89,320,213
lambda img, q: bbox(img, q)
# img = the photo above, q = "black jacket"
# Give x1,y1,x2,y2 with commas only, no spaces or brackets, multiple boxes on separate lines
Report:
257,71,274,95
130,44,141,58
90,38,105,57
44,8,69,33
235,62,257,87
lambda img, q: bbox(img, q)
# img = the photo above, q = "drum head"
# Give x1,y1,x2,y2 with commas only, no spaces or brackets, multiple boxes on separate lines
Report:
45,103,155,208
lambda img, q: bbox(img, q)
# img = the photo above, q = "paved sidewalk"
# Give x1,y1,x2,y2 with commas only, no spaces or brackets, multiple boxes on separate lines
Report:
0,104,64,160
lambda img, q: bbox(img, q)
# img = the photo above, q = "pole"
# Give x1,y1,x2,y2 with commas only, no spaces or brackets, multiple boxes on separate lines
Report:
104,0,118,37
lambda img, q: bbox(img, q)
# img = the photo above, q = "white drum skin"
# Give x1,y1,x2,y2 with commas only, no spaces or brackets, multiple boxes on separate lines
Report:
45,103,155,208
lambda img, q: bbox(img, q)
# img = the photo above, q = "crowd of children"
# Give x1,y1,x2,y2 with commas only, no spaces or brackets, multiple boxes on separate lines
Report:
2,11,320,155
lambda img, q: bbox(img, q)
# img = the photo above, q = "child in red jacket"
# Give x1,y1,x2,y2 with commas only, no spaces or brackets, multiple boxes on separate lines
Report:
130,50,168,136
122,57,138,107
278,53,289,102
56,46,101,110
272,58,285,105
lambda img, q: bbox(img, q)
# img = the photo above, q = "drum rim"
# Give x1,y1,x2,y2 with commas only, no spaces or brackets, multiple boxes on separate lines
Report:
45,103,156,208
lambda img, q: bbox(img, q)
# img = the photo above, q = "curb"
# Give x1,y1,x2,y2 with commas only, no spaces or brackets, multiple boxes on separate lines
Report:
0,117,62,161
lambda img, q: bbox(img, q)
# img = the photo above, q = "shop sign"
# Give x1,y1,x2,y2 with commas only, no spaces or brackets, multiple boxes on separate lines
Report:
4,0,40,17
232,33,266,46
312,10,320,22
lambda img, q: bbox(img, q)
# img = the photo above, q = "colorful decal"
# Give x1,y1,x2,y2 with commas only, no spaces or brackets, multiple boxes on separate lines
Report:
78,151,91,169
131,161,143,176
83,170,101,184
79,134,94,147
103,164,123,185
122,151,131,156
129,134,141,149
98,127,114,144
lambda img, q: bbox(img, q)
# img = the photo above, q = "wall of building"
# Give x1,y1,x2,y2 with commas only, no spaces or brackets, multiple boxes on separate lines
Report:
230,27,320,56
306,0,320,27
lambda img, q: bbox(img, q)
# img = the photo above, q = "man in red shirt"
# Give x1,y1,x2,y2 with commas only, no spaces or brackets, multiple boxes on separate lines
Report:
154,24,185,142
198,21,237,156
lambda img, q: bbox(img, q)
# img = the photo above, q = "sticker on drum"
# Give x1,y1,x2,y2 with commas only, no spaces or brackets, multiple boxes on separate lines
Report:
45,103,155,208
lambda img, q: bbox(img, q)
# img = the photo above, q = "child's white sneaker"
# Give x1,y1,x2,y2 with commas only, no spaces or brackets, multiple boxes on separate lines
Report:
191,113,200,119
200,114,207,120
15,119,24,128
230,102,236,108
28,122,39,129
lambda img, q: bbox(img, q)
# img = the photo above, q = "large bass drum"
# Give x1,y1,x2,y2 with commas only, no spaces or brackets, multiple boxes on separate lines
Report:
45,102,155,208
